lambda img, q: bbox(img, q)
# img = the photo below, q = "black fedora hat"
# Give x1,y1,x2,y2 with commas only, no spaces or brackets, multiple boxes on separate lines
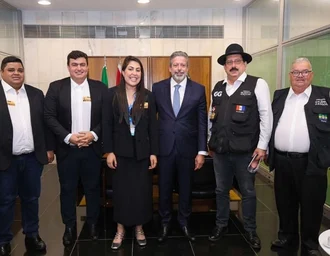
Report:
217,43,252,65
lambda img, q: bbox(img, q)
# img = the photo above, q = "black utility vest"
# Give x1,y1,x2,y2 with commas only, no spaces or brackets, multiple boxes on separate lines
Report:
209,75,260,153
269,85,330,175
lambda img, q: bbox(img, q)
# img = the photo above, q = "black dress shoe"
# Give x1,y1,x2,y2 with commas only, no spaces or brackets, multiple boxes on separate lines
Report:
271,238,299,250
89,224,99,241
0,243,11,256
25,235,46,253
182,226,195,242
63,226,77,246
158,225,170,243
208,226,228,242
244,231,261,249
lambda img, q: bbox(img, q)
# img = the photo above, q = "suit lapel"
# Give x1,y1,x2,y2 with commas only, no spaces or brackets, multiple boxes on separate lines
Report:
163,79,175,118
62,78,72,126
0,82,12,127
177,79,193,117
88,79,96,129
25,85,37,138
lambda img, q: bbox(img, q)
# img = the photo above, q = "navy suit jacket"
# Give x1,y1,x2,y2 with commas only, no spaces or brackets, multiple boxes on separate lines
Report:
0,81,54,170
44,77,109,160
152,78,207,158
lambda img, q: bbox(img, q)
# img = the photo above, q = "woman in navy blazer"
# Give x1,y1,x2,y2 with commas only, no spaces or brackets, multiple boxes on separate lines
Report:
104,56,158,249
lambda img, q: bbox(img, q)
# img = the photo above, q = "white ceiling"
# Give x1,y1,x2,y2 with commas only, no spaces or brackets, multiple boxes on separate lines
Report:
4,0,253,11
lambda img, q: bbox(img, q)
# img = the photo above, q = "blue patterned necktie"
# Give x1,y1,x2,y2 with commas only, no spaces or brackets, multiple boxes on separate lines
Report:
173,84,181,116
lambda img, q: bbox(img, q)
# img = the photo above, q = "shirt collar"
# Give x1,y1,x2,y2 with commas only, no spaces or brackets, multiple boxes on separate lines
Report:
1,79,25,93
70,78,88,89
223,72,247,85
287,84,312,99
171,77,187,90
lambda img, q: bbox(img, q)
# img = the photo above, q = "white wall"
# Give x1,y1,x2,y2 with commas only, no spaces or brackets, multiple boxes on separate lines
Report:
22,9,243,94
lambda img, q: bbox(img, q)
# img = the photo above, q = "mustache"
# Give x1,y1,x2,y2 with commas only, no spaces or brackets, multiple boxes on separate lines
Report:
230,68,238,72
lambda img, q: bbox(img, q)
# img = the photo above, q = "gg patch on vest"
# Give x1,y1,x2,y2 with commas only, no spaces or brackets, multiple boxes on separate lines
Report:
214,91,222,97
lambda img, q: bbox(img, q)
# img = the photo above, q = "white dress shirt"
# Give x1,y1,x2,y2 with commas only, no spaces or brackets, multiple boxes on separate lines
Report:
170,77,207,156
64,78,97,144
2,80,34,155
208,72,273,150
274,86,311,153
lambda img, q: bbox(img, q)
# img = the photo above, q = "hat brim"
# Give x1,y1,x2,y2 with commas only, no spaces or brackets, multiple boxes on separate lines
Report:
217,52,252,65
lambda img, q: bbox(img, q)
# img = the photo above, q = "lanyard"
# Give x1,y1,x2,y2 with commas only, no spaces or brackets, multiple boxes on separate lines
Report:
128,96,136,136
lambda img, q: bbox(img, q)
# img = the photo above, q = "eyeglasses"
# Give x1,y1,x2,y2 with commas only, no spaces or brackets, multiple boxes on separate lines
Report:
290,70,312,77
225,59,243,65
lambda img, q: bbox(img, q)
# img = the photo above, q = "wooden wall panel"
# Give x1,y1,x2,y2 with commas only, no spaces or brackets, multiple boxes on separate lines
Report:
88,56,211,109
88,57,149,88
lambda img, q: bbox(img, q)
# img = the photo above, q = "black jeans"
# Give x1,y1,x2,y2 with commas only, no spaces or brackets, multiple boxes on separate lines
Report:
274,152,327,250
57,147,101,227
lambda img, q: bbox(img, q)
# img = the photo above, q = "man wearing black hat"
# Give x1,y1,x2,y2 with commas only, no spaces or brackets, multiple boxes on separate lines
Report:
208,43,273,249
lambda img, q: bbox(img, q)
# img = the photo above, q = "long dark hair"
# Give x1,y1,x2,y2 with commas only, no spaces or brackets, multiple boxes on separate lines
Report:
116,56,146,124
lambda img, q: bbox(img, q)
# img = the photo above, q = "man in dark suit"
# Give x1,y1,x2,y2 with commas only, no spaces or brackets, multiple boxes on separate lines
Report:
0,56,54,256
152,51,207,242
268,57,329,256
44,50,109,247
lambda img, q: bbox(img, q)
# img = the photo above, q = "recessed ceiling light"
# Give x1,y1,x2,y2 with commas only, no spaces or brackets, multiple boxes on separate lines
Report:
137,0,150,4
38,0,51,5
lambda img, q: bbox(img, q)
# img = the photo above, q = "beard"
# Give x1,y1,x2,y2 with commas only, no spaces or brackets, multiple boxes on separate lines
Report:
173,73,186,83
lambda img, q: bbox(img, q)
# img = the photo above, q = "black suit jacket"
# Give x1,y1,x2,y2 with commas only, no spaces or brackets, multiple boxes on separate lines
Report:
152,78,207,158
0,81,52,170
103,87,158,160
44,77,109,159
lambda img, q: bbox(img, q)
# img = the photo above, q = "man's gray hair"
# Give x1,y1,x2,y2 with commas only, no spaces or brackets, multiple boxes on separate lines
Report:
292,57,313,70
169,51,189,67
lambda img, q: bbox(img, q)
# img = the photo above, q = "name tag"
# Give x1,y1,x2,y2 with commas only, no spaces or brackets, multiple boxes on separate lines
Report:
83,96,91,102
7,100,15,106
144,102,148,109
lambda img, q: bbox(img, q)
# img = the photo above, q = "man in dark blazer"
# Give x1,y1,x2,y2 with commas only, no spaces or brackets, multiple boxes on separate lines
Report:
0,56,54,256
152,51,207,242
268,57,329,256
44,50,109,247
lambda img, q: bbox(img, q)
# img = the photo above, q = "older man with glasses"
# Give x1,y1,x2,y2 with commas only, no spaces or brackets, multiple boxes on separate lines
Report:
268,57,329,256
208,43,273,250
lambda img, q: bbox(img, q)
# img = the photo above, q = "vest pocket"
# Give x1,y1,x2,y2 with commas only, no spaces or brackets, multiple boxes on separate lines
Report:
208,127,229,153
229,126,254,153
231,101,252,123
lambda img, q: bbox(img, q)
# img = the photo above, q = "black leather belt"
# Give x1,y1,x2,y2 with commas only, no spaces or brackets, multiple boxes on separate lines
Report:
275,149,308,158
